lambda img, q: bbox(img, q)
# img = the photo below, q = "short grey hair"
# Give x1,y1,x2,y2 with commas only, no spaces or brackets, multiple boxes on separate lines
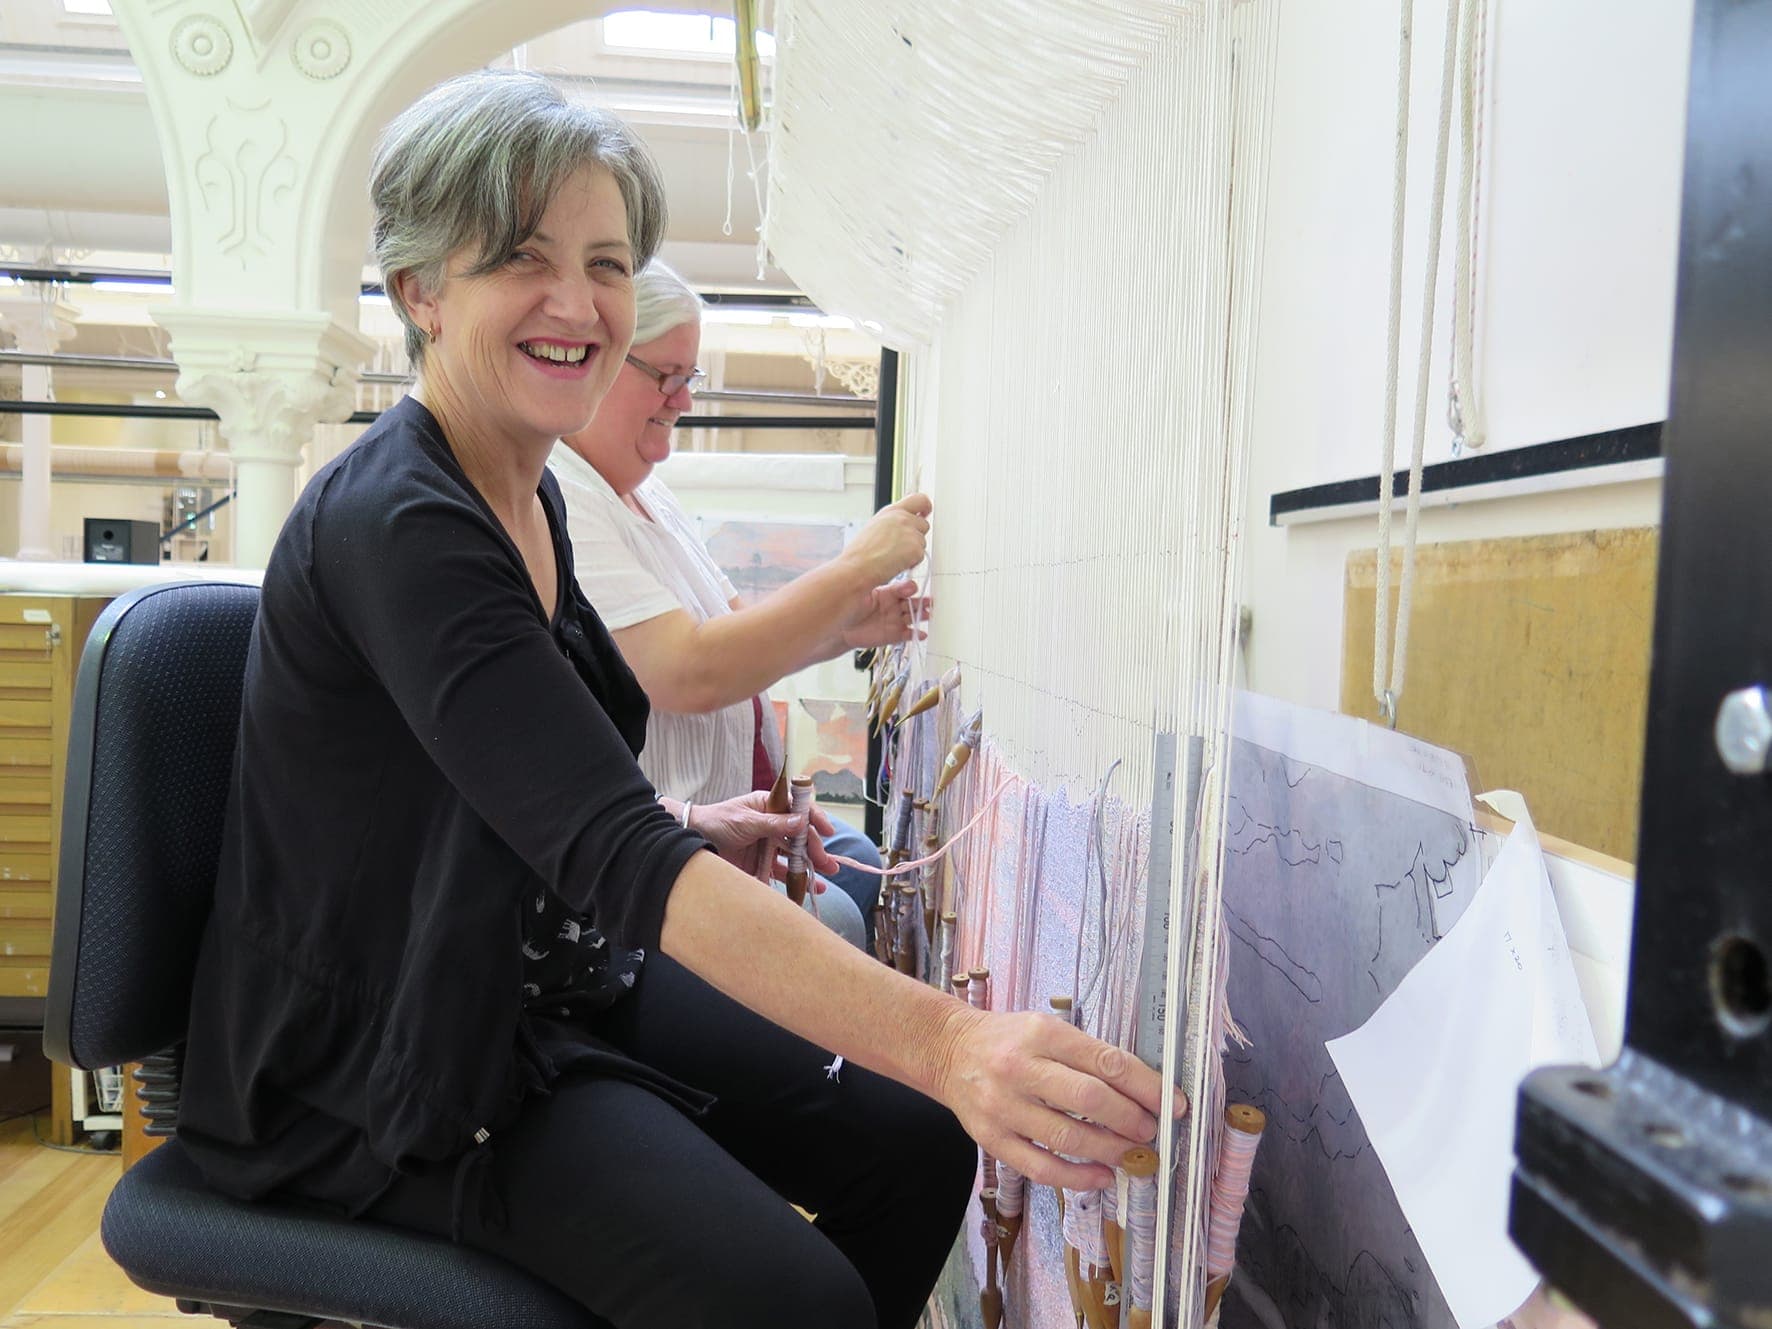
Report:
632,259,704,346
371,69,669,366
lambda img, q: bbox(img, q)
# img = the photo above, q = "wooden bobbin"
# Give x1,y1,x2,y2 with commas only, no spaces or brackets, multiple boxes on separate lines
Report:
933,735,975,798
934,912,957,994
980,1282,1004,1329
747,765,791,884
764,766,790,815
1086,1268,1115,1329
1064,1242,1089,1328
979,1187,1004,1329
902,681,944,722
1202,1104,1267,1322
1121,1145,1159,1178
876,673,909,732
997,1204,1024,1266
1110,1145,1159,1286
1203,1275,1231,1323
1226,1102,1267,1135
980,1185,1002,1272
870,902,892,964
894,885,920,976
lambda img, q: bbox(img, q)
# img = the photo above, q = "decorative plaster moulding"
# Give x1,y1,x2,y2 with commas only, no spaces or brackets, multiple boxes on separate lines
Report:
150,306,375,380
0,294,82,354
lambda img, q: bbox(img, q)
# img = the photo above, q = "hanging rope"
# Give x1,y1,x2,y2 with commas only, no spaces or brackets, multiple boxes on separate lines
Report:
1449,0,1489,453
1374,0,1462,727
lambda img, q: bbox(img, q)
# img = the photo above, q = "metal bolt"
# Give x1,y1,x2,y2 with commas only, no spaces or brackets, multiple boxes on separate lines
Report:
1715,686,1772,775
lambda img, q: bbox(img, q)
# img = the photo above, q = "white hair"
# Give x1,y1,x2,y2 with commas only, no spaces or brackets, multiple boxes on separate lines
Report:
632,260,704,345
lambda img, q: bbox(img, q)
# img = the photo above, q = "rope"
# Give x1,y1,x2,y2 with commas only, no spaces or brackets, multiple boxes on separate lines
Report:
1375,0,1461,726
724,60,738,238
1372,0,1415,724
1449,0,1488,452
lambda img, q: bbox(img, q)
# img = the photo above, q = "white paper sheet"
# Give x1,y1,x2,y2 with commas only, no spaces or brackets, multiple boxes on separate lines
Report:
1325,805,1600,1329
1233,690,1475,824
1476,791,1636,1063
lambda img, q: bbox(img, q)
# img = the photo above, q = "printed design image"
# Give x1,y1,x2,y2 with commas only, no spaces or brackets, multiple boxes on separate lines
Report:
798,697,867,803
703,519,847,600
1219,737,1478,1329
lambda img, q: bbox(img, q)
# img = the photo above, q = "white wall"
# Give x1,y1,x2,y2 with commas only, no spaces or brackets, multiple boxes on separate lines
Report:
1240,0,1692,709
1254,0,1690,494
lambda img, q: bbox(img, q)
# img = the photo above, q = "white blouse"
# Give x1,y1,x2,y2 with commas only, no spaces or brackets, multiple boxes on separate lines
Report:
548,443,783,806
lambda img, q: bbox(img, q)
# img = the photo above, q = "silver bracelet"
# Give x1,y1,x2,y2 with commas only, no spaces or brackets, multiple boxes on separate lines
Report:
679,800,693,830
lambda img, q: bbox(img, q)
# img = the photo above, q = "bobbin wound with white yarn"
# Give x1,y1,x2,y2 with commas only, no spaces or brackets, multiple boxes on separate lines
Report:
783,776,814,906
1121,1145,1161,1310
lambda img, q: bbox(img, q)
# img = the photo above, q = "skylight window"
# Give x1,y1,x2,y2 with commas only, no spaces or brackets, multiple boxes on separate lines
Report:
61,0,115,15
602,11,775,60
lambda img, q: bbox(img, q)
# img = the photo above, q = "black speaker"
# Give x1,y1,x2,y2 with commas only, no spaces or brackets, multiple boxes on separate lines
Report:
84,518,162,565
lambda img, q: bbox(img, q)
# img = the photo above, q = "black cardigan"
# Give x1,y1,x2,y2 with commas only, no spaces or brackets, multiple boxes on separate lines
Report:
177,396,711,1211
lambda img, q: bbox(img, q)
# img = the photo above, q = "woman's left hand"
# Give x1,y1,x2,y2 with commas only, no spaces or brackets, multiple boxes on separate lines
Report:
840,579,930,650
689,791,841,882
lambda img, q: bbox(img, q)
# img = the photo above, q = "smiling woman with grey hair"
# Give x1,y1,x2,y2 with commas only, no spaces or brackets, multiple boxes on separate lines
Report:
172,68,1174,1329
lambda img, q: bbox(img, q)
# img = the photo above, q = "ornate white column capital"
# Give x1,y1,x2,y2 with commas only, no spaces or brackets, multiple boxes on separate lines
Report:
154,307,376,465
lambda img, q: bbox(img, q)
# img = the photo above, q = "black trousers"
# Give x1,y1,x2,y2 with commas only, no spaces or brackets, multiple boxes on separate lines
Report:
367,953,975,1328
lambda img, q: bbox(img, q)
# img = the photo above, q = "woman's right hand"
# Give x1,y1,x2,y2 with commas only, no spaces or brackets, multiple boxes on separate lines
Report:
930,1005,1184,1191
841,494,933,586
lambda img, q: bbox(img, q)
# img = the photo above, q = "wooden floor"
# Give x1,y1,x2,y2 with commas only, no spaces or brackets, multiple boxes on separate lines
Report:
0,1116,180,1329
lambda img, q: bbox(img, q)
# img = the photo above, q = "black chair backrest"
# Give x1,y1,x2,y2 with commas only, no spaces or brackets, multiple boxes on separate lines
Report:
44,582,259,1072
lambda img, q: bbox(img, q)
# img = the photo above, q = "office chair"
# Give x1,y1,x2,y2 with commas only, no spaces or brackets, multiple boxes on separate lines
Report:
43,582,603,1329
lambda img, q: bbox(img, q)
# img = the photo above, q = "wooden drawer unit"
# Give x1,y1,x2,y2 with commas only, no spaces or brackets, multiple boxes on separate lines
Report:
0,595,109,1002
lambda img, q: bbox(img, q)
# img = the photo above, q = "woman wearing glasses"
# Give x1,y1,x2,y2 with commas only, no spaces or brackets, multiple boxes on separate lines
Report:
549,261,929,948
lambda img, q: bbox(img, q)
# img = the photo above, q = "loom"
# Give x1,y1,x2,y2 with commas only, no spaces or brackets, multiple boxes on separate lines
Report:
761,0,1771,1326
770,2,1270,1322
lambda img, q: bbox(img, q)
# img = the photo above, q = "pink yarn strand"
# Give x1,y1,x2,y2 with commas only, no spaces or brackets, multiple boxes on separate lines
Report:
828,774,1015,877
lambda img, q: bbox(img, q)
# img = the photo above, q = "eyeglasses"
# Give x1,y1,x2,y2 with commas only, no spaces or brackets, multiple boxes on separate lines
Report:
624,353,708,399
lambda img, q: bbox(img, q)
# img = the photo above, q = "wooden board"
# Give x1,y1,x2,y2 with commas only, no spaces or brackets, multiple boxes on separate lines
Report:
0,1118,121,1319
1342,529,1656,863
